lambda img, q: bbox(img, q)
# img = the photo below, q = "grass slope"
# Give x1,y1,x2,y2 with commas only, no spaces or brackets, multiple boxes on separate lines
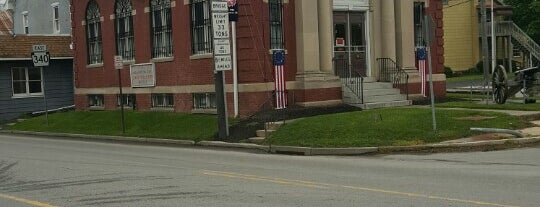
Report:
7,111,218,141
267,108,531,148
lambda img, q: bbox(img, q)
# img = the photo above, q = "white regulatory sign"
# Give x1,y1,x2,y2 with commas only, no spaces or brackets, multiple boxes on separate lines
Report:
32,45,47,52
31,52,50,67
214,55,232,71
114,56,123,69
211,1,228,12
212,13,229,38
214,39,230,55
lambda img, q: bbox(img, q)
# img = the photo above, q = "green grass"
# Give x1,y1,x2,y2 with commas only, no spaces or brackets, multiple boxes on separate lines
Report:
438,93,540,111
446,74,483,83
6,111,219,141
267,108,531,148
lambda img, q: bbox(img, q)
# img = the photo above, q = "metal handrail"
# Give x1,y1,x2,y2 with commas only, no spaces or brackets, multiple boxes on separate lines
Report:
334,58,365,103
377,58,409,99
489,21,540,61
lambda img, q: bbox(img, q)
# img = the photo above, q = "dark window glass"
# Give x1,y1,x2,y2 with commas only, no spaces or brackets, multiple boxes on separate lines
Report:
151,0,173,58
190,0,212,54
115,0,135,60
269,0,284,49
86,0,103,64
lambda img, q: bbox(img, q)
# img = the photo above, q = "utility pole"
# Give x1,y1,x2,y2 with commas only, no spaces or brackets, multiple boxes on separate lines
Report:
480,0,490,103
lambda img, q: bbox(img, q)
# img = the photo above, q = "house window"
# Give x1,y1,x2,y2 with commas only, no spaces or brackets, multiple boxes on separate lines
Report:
88,94,104,107
150,0,173,58
22,12,29,34
115,0,135,61
193,93,216,109
269,0,284,49
152,93,174,108
117,94,136,107
413,2,425,47
190,0,212,54
11,67,43,97
85,0,102,64
52,3,60,33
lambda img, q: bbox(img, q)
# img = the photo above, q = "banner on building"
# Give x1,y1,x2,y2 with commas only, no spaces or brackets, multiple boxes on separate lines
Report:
130,63,156,88
273,50,286,109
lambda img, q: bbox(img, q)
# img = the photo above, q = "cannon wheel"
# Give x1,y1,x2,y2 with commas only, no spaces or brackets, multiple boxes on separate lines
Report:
492,65,509,104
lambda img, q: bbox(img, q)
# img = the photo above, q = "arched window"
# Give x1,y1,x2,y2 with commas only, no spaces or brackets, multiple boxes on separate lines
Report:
115,0,134,60
150,0,173,58
86,0,102,64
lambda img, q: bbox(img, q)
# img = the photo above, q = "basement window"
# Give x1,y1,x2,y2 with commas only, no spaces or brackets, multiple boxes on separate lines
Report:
88,94,104,107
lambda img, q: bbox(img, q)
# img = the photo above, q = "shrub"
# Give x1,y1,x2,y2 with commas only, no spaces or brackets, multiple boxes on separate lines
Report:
444,66,453,77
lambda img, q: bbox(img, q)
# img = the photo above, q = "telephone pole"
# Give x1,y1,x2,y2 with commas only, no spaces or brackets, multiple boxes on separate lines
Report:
480,0,490,103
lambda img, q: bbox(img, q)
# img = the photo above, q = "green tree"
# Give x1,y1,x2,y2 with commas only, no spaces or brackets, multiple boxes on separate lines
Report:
504,0,540,43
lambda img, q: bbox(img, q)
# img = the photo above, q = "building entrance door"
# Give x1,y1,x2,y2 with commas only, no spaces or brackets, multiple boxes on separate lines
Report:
333,11,368,78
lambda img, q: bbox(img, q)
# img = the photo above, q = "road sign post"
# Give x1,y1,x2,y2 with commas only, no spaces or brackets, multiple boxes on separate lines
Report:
32,45,50,125
114,56,126,134
212,0,232,140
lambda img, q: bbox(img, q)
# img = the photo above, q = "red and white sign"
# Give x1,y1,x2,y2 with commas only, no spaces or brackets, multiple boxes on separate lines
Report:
227,0,236,7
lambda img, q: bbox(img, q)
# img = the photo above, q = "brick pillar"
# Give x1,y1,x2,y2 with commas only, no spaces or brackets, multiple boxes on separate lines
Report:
136,94,151,111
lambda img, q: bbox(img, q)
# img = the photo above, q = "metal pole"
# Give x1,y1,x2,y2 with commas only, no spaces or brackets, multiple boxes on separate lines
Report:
491,0,496,73
215,71,229,140
118,69,125,134
232,21,239,117
480,0,490,104
42,67,49,126
425,15,436,132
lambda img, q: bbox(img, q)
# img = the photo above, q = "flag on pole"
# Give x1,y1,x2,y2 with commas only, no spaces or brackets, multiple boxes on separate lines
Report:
273,50,287,109
416,47,427,97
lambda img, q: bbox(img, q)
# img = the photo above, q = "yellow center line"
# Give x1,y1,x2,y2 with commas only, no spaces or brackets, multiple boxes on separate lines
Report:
202,170,524,207
0,193,59,207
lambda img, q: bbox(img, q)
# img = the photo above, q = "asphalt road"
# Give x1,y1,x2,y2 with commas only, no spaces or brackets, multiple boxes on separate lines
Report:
0,134,539,207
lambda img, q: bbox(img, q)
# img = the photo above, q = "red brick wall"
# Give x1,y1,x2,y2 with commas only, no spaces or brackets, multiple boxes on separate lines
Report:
174,93,193,112
294,87,343,103
427,0,445,75
103,94,117,110
135,94,151,111
74,94,87,110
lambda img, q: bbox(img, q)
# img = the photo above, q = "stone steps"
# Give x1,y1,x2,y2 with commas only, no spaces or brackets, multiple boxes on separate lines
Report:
248,121,285,144
342,79,412,109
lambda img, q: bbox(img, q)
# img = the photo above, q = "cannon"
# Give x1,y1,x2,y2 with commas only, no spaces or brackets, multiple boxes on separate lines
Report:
492,65,540,104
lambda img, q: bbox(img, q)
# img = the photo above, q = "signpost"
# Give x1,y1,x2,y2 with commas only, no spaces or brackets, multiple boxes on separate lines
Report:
228,0,239,117
114,56,126,134
212,0,232,140
32,45,50,125
424,15,437,132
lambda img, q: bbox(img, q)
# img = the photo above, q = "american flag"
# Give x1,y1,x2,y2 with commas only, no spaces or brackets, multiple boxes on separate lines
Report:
273,50,287,109
416,47,427,97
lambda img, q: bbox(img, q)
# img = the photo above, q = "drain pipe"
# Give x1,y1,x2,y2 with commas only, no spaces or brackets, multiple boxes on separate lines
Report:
470,128,524,138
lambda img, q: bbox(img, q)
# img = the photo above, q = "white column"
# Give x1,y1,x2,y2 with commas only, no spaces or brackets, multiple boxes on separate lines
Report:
318,0,333,73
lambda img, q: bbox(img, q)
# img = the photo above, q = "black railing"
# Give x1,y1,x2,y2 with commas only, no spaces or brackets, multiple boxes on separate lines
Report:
334,58,364,103
377,58,409,99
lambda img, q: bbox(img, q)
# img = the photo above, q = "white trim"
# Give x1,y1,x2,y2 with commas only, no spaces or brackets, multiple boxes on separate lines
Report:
50,2,59,7
10,67,44,98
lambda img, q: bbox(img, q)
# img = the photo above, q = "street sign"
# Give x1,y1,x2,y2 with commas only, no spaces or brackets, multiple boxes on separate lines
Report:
32,45,47,52
114,55,123,69
214,55,232,71
212,13,230,38
31,52,50,67
228,0,238,22
214,39,231,55
211,1,228,12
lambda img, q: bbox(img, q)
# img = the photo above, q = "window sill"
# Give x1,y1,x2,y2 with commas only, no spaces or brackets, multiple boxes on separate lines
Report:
88,106,105,111
151,107,174,111
12,94,44,99
190,53,213,60
191,108,217,114
151,57,174,63
123,60,135,65
268,49,288,55
86,63,104,69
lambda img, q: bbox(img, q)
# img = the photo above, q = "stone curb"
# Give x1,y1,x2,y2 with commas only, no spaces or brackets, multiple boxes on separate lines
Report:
1,130,539,156
1,130,196,146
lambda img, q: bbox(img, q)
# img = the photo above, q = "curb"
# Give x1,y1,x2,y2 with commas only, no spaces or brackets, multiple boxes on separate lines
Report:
1,130,539,156
2,130,196,146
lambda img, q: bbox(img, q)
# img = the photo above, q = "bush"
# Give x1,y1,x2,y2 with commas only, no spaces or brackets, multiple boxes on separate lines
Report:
444,66,453,77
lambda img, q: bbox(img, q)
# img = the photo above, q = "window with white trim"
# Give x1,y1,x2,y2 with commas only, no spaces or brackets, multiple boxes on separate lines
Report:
22,11,29,34
151,0,173,58
152,93,174,108
269,0,284,49
85,0,102,64
115,0,135,61
88,94,104,107
117,94,136,107
52,3,60,33
11,67,43,97
193,93,216,109
190,0,212,54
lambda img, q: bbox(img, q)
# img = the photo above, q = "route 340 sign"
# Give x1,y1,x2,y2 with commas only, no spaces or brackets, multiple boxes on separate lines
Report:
31,45,50,67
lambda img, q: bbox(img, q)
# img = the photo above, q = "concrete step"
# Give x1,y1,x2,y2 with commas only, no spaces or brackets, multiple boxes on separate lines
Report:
364,94,407,103
265,121,285,130
356,100,412,109
256,129,276,137
248,137,266,144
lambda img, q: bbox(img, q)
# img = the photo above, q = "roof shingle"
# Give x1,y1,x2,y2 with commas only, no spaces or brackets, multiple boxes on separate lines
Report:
0,35,72,58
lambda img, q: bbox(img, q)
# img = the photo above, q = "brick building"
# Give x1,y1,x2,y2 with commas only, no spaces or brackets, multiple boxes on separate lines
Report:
71,0,445,117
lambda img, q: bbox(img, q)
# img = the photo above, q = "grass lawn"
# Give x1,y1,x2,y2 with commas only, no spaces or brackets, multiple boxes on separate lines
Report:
267,108,531,148
438,93,540,111
6,111,219,141
446,74,483,83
